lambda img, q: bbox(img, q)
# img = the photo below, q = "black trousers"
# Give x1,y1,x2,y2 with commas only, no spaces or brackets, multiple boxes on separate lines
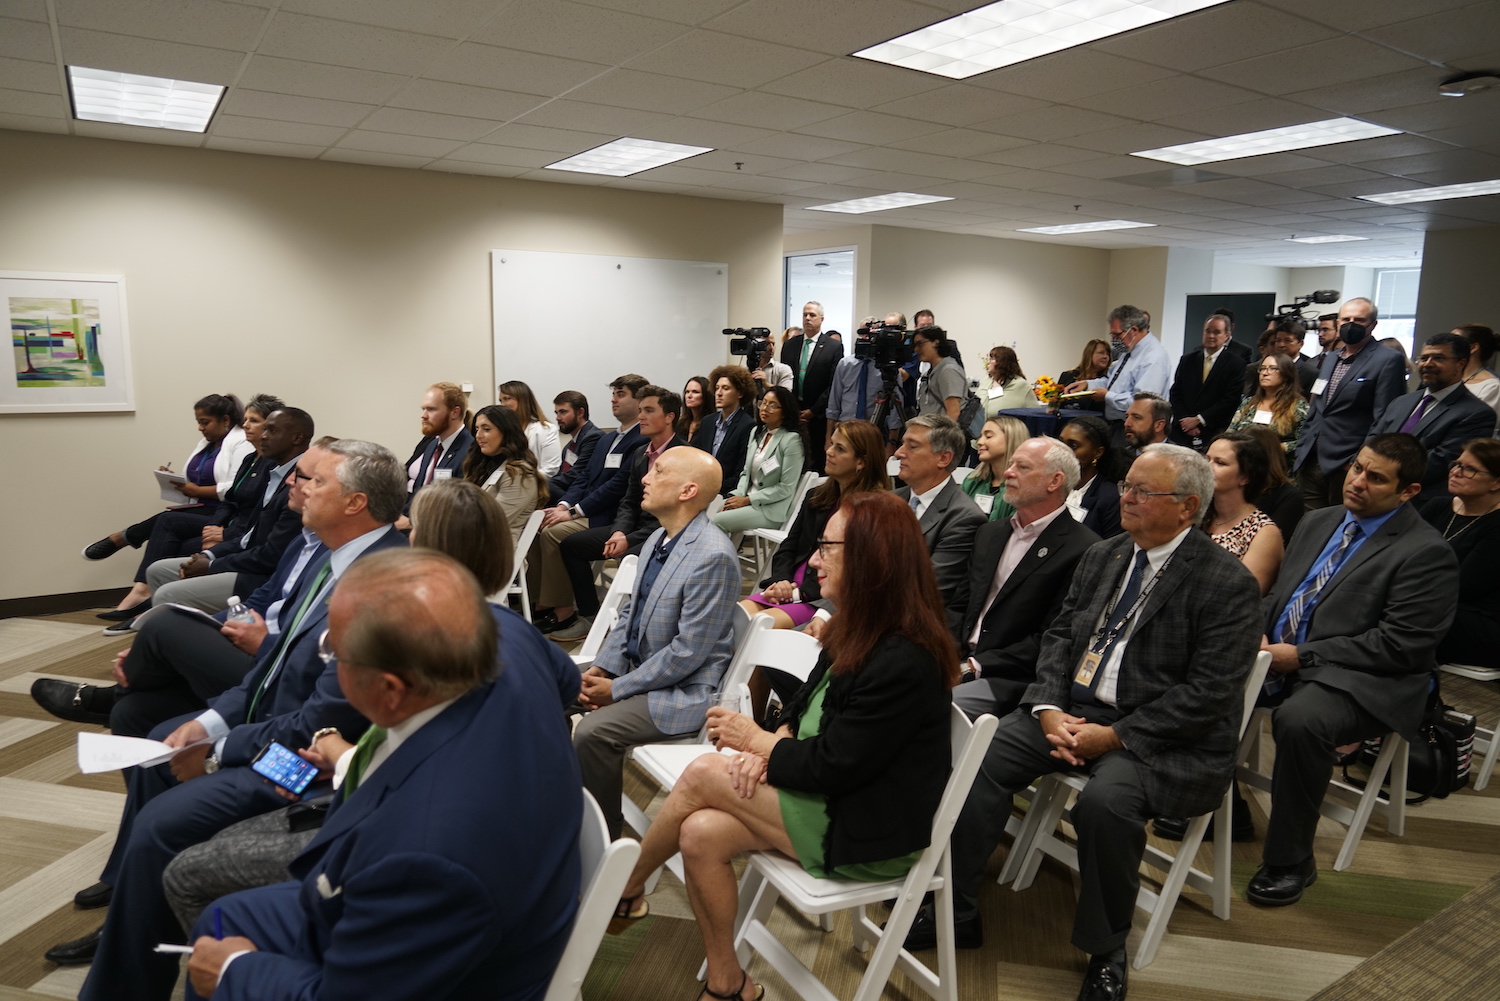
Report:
111,609,254,737
1296,462,1348,511
558,527,613,617
1264,680,1386,866
129,508,219,583
949,706,1153,956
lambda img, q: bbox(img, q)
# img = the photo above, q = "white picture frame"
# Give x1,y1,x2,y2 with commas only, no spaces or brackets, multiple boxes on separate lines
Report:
2,270,134,414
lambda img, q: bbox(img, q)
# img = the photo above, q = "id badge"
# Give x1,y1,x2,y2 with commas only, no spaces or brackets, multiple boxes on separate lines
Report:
1310,378,1328,396
604,452,623,469
974,493,994,515
1253,409,1274,425
760,455,779,475
988,386,1004,399
1074,649,1103,687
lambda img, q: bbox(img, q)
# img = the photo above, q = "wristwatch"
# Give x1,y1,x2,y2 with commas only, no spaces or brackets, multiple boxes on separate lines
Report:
203,752,220,774
311,726,342,744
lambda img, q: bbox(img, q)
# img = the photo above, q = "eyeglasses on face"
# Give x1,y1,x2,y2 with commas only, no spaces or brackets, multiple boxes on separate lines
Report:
1417,353,1460,365
1117,481,1187,502
1450,460,1493,479
814,539,845,557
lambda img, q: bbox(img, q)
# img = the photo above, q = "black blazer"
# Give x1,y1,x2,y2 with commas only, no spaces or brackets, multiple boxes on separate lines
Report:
1368,383,1497,499
1077,475,1122,539
219,456,272,540
547,420,602,501
961,511,1100,683
1295,355,1320,398
767,634,952,869
611,436,686,553
207,461,304,594
782,334,842,414
405,427,475,513
690,408,756,498
1256,481,1305,542
765,495,835,601
1420,499,1500,668
1169,342,1250,445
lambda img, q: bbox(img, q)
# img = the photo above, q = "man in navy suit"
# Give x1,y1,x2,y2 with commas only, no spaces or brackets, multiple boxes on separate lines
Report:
1294,298,1408,509
56,441,408,999
181,549,581,1001
547,389,602,502
398,382,474,526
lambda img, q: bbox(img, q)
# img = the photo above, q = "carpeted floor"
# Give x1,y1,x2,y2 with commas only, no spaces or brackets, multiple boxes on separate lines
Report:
1,607,1498,1001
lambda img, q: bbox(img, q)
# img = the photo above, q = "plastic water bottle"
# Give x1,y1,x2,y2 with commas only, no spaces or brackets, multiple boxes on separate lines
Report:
225,596,255,625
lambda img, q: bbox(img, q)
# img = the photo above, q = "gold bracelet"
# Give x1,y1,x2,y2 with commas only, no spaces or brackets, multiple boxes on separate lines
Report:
310,726,341,743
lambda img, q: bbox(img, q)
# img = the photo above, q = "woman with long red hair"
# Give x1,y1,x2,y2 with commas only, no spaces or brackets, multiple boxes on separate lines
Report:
609,491,957,1001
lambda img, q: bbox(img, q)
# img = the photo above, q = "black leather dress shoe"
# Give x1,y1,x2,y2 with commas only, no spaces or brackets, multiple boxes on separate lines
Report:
901,902,983,951
74,881,113,909
538,613,577,635
44,927,102,966
1078,951,1128,1001
97,599,150,622
1246,857,1317,906
82,537,123,561
30,680,118,726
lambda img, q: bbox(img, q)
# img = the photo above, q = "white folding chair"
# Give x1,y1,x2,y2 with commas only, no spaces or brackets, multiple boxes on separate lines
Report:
713,707,998,1001
1237,710,1408,872
542,789,641,1001
949,467,972,485
1471,716,1500,792
1440,662,1500,683
570,555,638,670
706,494,726,519
745,472,823,582
494,509,546,621
1006,651,1272,969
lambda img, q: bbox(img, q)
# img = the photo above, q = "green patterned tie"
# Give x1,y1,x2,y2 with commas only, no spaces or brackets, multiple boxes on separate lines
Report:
245,561,332,723
342,726,388,796
800,336,814,383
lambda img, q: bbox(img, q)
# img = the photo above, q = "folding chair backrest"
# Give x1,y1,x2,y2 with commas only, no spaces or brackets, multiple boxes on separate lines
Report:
513,509,546,570
696,617,821,740
950,467,972,485
1239,651,1272,739
543,790,641,1001
574,555,638,664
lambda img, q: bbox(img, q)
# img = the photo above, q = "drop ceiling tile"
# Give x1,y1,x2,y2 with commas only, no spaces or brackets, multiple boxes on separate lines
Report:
1046,155,1166,180
0,17,56,61
1305,177,1420,199
1366,100,1495,136
762,161,875,184
673,170,810,194
1403,163,1500,187
759,57,945,110
565,69,740,116
694,90,845,131
972,50,1176,103
425,43,606,96
733,131,866,161
872,85,1047,128
571,0,741,26
443,143,557,168
206,136,324,158
211,115,347,145
975,143,1108,170
0,56,57,94
1200,36,1429,98
335,129,461,157
0,1,47,21
257,11,452,76
468,0,687,64
56,0,266,50
358,106,501,141
1424,125,1500,157
1282,68,1451,119
625,30,824,89
278,0,498,37
513,165,614,184
73,119,206,144
236,55,408,104
1205,152,1347,177
322,148,433,168
703,0,937,55
1093,3,1338,72
889,128,1028,158
0,110,66,133
1357,149,1500,180
1150,97,1339,139
1295,133,1455,165
688,150,801,175
1233,163,1386,188
59,26,244,82
973,105,1136,142
638,117,776,149
480,123,615,153
220,89,374,128
516,99,669,134
427,160,531,178
386,80,546,121
1363,5,1500,65
1056,123,1211,156
795,110,945,145
1076,74,1261,121
0,86,63,117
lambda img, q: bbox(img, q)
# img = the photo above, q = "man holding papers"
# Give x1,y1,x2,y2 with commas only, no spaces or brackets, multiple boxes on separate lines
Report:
54,441,405,1001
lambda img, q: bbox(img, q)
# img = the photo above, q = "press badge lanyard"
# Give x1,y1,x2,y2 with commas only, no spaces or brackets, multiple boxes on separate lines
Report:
1075,552,1174,687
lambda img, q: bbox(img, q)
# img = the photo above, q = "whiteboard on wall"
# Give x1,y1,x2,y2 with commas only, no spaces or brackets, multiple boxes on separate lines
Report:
491,250,729,426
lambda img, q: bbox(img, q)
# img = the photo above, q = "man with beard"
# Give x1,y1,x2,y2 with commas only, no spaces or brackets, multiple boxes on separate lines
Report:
397,382,473,528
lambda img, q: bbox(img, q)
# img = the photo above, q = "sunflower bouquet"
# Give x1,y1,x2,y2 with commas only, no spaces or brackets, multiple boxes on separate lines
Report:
1032,375,1062,406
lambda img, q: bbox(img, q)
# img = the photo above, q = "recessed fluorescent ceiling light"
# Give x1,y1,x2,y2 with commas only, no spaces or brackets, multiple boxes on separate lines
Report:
1132,117,1400,165
1018,219,1156,235
67,66,224,132
545,137,712,176
854,0,1235,80
1286,235,1368,244
805,192,954,214
1358,178,1500,205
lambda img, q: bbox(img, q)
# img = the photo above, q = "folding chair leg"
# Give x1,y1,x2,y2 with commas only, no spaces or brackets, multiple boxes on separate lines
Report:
1334,735,1401,871
1012,782,1071,891
933,855,958,1001
1133,812,1210,969
998,785,1050,885
1476,724,1500,792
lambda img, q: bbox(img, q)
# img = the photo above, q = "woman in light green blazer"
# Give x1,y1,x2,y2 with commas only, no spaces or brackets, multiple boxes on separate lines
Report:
713,385,807,533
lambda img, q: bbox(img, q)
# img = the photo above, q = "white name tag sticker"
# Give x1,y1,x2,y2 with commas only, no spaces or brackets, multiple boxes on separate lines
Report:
760,455,779,475
604,452,623,469
1253,409,1274,425
974,493,994,514
1311,378,1328,396
887,456,901,477
988,386,1004,399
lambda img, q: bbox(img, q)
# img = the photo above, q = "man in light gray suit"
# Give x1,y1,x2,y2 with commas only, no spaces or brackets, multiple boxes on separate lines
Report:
1250,434,1458,906
894,414,987,639
574,448,741,838
918,444,1261,1000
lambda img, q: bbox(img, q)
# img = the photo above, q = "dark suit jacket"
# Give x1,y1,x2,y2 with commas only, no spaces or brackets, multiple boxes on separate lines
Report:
768,635,951,869
690,408,756,497
782,333,842,414
961,511,1100,686
611,436,686,552
1170,342,1250,445
218,532,325,627
1295,342,1408,473
895,480,987,637
227,628,582,1001
547,420,602,501
1368,383,1496,498
1026,529,1263,817
207,461,305,595
1295,355,1320,398
1262,504,1458,740
1077,475,1122,538
208,526,407,766
405,427,475,513
557,425,647,527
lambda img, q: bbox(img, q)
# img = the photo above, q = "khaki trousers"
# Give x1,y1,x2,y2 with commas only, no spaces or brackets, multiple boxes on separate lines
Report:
531,517,590,608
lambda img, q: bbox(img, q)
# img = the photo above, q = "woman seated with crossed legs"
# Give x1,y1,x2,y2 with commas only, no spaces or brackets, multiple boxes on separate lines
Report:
612,491,957,1001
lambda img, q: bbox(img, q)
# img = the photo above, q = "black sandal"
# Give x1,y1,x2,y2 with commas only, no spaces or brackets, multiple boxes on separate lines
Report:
605,894,648,935
699,971,765,1001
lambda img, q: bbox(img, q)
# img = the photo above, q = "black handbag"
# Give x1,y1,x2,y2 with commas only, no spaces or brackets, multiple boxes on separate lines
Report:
1342,699,1475,805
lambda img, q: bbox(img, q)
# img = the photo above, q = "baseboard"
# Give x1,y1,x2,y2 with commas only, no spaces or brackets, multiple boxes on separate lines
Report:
0,588,131,619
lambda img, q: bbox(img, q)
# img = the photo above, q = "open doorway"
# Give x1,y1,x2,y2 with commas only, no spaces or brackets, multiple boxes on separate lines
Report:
784,248,855,358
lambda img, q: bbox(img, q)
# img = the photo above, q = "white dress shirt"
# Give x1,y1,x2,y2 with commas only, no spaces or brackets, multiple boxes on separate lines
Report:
907,480,947,521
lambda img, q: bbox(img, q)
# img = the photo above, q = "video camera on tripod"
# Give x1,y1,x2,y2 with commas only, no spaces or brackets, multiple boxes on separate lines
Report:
1266,289,1339,325
723,327,772,361
854,320,914,374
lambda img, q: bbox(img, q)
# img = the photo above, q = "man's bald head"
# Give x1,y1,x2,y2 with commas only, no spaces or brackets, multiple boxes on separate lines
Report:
641,447,721,520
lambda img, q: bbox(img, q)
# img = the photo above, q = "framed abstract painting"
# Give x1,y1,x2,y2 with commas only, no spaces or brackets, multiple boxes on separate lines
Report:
2,271,134,414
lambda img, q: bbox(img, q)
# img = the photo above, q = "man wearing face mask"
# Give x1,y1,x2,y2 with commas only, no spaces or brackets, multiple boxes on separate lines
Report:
1292,298,1408,509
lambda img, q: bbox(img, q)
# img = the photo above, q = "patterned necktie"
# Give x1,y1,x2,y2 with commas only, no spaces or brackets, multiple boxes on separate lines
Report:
1279,522,1363,644
909,493,922,518
424,443,444,485
800,337,814,384
1072,550,1150,706
1399,395,1434,434
246,561,332,723
342,726,388,796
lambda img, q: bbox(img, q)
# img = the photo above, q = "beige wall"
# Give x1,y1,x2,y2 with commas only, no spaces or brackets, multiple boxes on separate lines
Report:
0,129,783,601
1416,226,1500,337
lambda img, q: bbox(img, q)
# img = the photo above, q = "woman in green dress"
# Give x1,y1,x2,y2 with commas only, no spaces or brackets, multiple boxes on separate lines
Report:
610,491,957,1001
962,414,1028,522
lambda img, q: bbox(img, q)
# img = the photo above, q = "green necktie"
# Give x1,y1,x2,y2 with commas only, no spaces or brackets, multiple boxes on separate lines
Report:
342,726,388,796
800,336,814,383
245,561,332,723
